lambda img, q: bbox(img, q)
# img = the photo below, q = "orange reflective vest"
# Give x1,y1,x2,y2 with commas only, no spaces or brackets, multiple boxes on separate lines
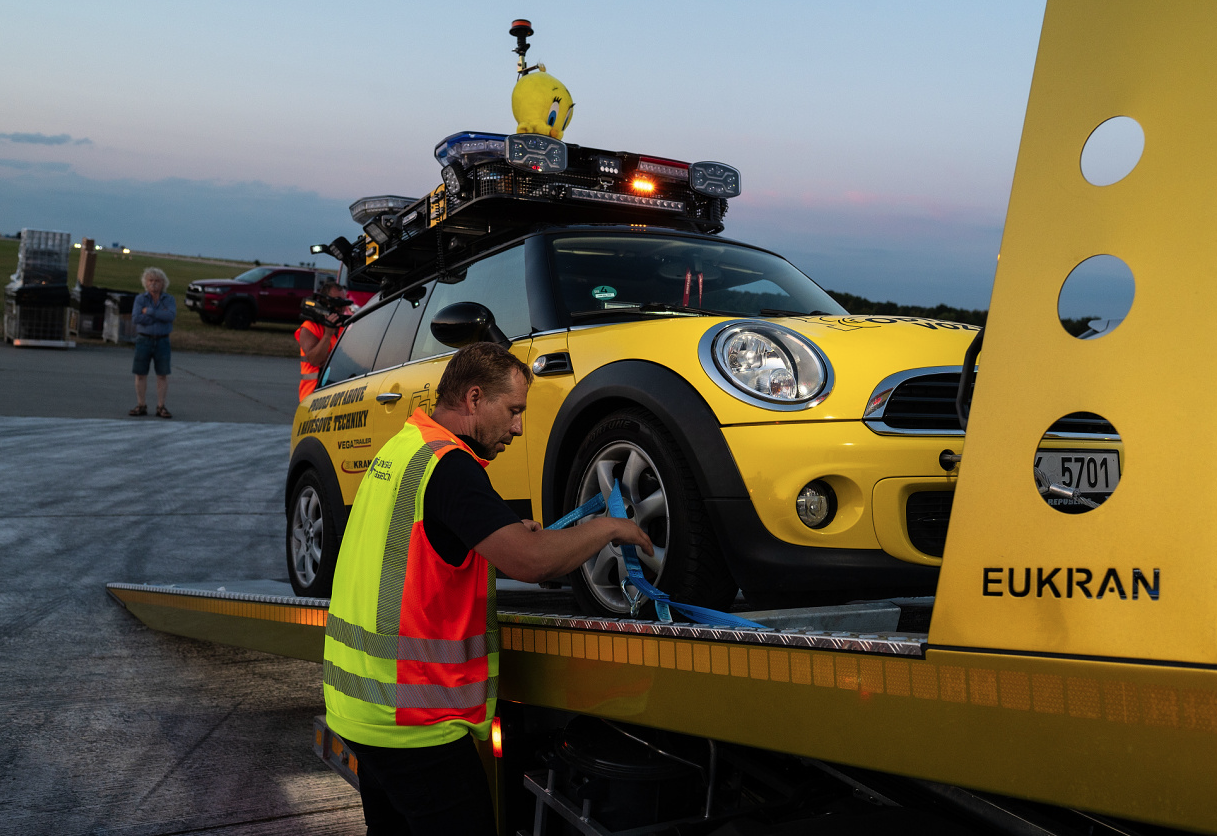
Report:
323,409,499,748
296,320,339,401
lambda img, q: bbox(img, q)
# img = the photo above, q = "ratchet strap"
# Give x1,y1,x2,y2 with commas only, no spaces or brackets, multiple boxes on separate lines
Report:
549,482,766,630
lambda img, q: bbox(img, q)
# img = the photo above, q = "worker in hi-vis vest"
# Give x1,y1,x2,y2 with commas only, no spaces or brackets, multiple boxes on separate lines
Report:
322,341,653,834
295,280,348,401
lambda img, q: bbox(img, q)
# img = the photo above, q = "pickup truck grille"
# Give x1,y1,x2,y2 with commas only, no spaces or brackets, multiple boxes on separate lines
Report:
868,370,1118,437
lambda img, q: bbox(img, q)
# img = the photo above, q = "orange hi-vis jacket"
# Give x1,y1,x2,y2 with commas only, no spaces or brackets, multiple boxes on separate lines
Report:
296,320,339,401
323,409,498,748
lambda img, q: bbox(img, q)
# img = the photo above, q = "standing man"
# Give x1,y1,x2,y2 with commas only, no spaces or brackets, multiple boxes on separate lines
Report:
129,267,176,418
323,342,653,835
296,280,349,400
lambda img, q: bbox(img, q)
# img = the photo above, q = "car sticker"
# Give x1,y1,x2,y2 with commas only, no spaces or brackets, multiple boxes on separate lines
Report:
814,315,982,333
592,285,617,301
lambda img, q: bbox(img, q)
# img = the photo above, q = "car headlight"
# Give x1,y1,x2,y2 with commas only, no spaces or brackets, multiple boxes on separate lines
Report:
698,320,833,410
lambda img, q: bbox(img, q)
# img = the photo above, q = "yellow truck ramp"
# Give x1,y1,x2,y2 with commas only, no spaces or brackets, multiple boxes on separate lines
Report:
107,580,1215,832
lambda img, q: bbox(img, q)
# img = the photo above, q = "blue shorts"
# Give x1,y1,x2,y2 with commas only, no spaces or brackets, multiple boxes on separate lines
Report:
132,335,171,376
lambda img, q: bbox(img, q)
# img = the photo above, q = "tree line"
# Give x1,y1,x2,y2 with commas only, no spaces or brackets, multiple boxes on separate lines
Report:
825,290,1095,336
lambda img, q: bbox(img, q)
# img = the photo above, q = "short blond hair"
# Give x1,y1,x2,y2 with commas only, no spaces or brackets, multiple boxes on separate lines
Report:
141,267,169,291
436,342,532,409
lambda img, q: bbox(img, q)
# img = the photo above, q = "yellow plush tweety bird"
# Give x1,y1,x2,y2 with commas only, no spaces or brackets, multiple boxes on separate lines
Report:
512,69,574,140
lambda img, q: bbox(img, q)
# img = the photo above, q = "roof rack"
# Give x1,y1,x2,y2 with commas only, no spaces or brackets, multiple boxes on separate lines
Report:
337,132,742,292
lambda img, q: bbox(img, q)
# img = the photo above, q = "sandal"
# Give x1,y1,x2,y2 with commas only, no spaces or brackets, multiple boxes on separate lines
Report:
156,406,173,419
129,405,147,416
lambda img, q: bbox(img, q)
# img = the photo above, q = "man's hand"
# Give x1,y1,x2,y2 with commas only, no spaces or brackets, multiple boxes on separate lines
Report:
601,518,655,556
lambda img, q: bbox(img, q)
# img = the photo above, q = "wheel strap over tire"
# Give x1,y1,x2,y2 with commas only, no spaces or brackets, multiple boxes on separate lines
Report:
549,483,766,630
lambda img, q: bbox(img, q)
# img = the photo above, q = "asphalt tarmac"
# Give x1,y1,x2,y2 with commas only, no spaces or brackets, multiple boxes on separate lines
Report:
0,339,365,834
0,340,300,423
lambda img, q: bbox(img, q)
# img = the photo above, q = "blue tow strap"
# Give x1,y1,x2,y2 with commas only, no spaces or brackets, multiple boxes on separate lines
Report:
548,482,766,630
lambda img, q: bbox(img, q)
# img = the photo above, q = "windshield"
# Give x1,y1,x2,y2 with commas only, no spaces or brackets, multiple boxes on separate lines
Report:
549,233,847,320
232,267,276,284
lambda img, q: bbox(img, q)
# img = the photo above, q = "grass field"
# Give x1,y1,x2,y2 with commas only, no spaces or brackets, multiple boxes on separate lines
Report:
1,237,304,356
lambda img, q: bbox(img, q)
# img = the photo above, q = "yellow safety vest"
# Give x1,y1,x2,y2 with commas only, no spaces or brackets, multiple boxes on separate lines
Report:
323,410,499,748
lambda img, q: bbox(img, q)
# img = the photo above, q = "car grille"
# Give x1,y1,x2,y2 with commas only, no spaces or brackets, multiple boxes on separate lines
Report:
881,372,966,431
875,371,1118,436
906,491,954,558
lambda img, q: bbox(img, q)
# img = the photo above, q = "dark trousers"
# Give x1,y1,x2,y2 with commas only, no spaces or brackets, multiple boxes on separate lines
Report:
344,734,496,836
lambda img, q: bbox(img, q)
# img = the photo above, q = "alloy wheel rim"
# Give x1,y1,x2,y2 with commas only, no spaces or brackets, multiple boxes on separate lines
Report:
290,486,323,586
575,441,670,612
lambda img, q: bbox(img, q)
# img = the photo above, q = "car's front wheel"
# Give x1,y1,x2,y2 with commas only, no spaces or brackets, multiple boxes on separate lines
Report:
286,469,338,597
565,407,737,617
223,302,253,330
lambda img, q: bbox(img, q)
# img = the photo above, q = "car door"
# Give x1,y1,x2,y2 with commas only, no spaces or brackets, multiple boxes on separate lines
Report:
371,242,536,517
258,271,291,320
255,270,305,321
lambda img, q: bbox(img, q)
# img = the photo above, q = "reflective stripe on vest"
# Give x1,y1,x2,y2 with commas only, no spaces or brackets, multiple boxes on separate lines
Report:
326,612,500,662
301,371,319,380
322,411,499,748
374,439,455,634
323,660,498,709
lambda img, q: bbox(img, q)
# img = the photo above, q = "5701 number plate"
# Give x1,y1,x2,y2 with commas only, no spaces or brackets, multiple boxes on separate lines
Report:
1035,449,1120,497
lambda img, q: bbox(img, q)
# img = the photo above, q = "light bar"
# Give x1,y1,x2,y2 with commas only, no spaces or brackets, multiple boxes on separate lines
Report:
506,134,567,173
689,161,742,198
569,187,684,212
637,156,689,180
350,195,416,225
434,131,507,167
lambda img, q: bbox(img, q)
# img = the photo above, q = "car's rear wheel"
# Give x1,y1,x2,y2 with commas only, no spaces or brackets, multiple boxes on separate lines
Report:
223,302,253,330
287,469,338,597
566,408,737,617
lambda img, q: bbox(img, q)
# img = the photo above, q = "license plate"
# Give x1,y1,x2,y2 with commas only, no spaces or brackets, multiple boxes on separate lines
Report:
1035,449,1120,498
185,298,196,309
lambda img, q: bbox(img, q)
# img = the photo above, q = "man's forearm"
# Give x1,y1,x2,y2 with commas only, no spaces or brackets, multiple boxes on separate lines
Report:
478,517,653,583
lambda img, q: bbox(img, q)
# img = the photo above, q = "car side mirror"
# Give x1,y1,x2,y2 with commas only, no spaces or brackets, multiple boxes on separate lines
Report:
430,301,511,349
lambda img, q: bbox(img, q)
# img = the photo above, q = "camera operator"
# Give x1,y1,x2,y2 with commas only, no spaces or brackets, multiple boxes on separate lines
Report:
296,280,349,401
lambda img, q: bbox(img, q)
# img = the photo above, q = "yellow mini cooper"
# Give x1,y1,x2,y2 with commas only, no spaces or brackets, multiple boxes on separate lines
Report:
286,132,1120,614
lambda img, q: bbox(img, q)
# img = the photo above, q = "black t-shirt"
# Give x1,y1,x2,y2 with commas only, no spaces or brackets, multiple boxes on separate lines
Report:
422,445,521,567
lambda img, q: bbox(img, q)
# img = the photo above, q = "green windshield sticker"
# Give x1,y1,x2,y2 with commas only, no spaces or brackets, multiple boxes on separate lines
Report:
592,285,617,301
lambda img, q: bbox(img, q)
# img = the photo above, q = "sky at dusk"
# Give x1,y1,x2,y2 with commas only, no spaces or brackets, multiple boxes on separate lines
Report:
0,1,1049,310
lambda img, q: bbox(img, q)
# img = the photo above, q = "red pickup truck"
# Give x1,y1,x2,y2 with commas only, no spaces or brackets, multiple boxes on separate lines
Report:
184,266,338,329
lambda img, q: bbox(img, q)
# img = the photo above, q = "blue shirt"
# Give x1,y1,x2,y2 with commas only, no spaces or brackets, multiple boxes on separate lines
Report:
131,292,176,336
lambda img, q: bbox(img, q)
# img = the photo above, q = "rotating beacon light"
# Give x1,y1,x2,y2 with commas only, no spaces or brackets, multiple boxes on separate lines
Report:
511,19,535,76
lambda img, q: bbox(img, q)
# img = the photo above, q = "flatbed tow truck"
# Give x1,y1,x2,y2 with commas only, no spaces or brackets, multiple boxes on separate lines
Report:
108,3,1217,834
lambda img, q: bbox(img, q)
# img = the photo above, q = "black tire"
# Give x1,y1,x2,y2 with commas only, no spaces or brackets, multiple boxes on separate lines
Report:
222,302,254,330
565,407,737,617
286,469,339,597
